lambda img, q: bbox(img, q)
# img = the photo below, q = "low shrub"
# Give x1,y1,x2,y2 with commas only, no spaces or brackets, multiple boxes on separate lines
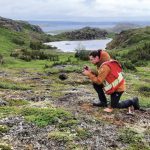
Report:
75,50,91,61
5,99,29,106
30,41,42,50
118,128,143,144
48,131,73,142
12,38,25,45
138,86,150,97
58,119,78,128
21,107,74,127
0,125,9,133
131,60,148,67
0,144,12,150
121,61,137,71
126,42,150,67
0,54,4,65
76,127,92,139
10,49,59,61
0,106,20,119
0,81,31,90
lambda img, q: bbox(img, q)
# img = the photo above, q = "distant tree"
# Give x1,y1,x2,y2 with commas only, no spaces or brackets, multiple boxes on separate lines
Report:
30,41,42,50
75,43,91,60
0,54,4,64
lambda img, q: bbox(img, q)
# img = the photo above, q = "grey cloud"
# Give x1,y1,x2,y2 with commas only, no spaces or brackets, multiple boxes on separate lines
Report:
0,0,150,21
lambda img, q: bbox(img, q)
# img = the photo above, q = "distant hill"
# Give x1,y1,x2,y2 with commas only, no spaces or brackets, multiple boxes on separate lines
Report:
107,23,140,33
0,16,43,33
55,27,108,40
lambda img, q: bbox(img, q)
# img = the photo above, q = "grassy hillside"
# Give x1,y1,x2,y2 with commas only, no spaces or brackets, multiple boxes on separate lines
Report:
107,26,150,49
0,28,19,55
0,16,54,57
106,27,150,69
0,28,51,55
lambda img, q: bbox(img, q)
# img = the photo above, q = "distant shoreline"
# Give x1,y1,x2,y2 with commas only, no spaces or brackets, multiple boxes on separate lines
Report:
29,20,150,33
29,20,116,33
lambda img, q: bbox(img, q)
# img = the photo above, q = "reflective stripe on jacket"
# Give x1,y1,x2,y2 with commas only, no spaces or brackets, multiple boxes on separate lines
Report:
101,60,125,95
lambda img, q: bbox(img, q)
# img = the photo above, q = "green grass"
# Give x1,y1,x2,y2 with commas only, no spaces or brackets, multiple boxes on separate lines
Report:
113,63,150,108
118,127,150,150
118,127,143,144
58,119,78,128
0,125,9,133
0,106,77,127
0,144,12,150
0,28,29,55
76,127,92,139
4,99,29,106
48,131,74,142
20,107,75,127
0,106,20,119
0,80,31,90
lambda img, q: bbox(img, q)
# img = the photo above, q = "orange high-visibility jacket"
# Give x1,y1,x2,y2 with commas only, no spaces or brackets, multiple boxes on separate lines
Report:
101,60,125,95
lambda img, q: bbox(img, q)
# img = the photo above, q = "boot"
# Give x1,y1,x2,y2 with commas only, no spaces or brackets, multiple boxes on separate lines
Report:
132,97,140,110
93,102,107,107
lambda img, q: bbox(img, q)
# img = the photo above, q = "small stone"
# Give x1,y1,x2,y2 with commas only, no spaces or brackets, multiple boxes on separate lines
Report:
59,73,68,80
0,99,8,106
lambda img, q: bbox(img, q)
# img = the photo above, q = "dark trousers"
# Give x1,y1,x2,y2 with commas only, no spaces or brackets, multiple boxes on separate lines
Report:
93,83,133,108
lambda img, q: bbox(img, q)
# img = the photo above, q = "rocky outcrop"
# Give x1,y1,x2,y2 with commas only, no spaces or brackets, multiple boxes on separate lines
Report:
58,27,108,40
0,16,43,33
18,20,43,33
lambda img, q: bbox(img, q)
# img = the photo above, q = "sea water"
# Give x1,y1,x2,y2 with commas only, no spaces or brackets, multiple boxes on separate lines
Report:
45,39,112,52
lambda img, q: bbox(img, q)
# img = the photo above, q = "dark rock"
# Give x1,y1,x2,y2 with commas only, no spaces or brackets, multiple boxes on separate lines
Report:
46,72,53,76
0,71,8,77
59,73,68,80
30,95,46,102
0,99,8,106
31,77,41,81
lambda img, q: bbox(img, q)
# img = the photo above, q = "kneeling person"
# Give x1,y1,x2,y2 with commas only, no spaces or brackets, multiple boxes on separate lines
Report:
82,50,140,113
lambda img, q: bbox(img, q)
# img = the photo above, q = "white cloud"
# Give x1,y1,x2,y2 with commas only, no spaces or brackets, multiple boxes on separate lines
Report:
0,0,150,21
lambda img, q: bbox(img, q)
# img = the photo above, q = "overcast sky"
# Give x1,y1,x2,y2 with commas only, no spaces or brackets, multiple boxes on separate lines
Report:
0,0,150,22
